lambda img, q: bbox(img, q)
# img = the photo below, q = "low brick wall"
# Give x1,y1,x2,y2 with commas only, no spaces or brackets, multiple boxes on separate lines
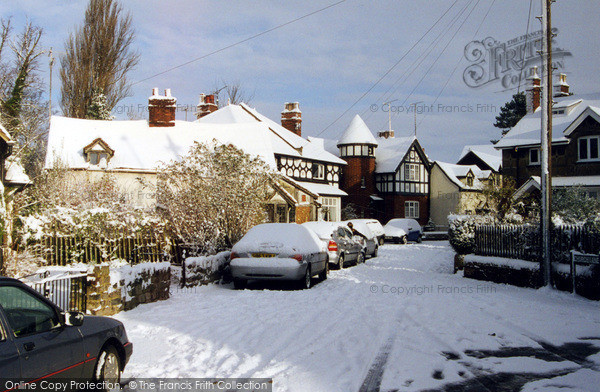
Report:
87,262,171,316
183,251,230,287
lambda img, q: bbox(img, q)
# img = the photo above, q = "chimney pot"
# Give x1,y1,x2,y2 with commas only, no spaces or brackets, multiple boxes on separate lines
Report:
148,88,177,127
526,67,541,113
553,73,571,97
196,93,218,119
281,102,302,137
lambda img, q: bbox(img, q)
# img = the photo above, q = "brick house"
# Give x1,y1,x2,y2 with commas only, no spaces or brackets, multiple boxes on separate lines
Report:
495,69,600,197
325,114,431,226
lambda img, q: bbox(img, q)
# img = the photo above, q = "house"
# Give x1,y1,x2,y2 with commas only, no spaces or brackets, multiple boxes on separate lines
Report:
457,144,502,173
429,162,494,229
44,89,346,224
324,114,431,226
495,68,600,193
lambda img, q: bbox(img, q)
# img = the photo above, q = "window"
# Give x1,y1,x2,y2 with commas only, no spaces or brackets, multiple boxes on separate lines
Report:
362,146,369,155
579,136,600,162
376,174,394,193
360,177,366,189
368,146,374,156
529,148,540,165
466,175,474,187
404,163,419,181
405,201,419,219
0,286,59,337
84,138,114,167
311,163,325,180
321,197,340,221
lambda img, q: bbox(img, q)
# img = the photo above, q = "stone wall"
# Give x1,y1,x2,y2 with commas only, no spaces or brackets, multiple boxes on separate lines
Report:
87,262,171,316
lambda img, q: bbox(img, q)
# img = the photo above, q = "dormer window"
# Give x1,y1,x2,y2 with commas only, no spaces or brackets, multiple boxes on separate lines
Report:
466,175,474,187
529,148,540,165
83,138,114,168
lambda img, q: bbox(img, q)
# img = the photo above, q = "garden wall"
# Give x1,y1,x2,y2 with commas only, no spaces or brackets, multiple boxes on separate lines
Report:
182,251,230,287
87,261,171,315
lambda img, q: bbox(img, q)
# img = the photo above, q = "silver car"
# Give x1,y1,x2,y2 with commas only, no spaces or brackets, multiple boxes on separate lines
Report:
230,223,328,289
302,221,366,269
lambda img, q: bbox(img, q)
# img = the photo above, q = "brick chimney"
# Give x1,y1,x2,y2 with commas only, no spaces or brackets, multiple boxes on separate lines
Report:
553,73,571,97
196,94,218,119
281,102,302,136
525,66,541,114
148,88,177,127
377,130,394,139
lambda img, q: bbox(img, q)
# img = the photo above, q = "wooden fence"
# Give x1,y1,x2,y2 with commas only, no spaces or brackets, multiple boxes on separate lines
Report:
474,224,600,262
34,233,168,265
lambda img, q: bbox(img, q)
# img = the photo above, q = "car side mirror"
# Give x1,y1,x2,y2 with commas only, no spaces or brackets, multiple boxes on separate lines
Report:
63,311,85,327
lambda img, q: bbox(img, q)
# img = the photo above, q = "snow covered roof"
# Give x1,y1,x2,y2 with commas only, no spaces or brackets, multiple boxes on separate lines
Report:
435,161,486,190
197,104,345,165
495,93,600,149
293,180,348,197
514,175,600,199
4,156,31,186
45,116,277,171
458,144,502,172
0,123,14,144
337,115,378,146
375,136,417,173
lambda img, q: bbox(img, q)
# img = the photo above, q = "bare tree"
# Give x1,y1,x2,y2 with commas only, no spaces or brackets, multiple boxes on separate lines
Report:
213,79,255,107
0,19,47,176
60,0,139,118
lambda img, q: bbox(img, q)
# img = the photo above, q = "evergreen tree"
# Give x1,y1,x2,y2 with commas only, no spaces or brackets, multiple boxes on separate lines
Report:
493,92,527,138
85,88,112,120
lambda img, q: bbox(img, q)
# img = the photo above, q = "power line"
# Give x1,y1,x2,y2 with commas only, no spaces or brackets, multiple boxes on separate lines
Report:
415,0,498,130
381,0,482,133
315,0,460,136
362,0,475,123
517,0,535,93
131,0,347,86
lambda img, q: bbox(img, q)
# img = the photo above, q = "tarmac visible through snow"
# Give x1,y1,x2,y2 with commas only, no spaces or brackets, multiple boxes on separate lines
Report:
116,242,600,392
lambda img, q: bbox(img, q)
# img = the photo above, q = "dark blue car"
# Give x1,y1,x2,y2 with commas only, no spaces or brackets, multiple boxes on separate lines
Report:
0,277,132,382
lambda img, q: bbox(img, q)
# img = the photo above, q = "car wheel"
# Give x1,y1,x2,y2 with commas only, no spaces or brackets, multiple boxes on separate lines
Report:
233,279,247,290
299,265,312,289
417,235,423,243
338,254,345,269
319,260,328,281
401,235,408,245
357,252,365,264
94,345,121,384
379,237,385,246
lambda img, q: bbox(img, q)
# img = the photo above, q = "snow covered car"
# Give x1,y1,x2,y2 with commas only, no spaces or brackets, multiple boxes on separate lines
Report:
0,277,132,382
302,221,365,269
384,218,423,244
349,219,385,245
342,220,378,258
230,223,329,289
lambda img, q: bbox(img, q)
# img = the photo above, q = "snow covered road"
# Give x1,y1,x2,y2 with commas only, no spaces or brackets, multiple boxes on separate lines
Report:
115,242,600,391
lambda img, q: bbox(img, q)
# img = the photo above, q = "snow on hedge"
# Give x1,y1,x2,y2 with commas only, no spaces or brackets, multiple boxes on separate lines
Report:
464,254,539,271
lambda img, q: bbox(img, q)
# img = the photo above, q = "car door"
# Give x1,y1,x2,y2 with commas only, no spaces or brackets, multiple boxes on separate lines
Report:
343,227,361,260
0,312,20,378
0,284,86,380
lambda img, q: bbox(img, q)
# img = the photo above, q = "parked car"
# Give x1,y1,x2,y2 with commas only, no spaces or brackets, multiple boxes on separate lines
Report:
384,218,423,244
343,220,379,258
230,223,329,289
0,277,132,382
302,221,366,269
349,219,385,245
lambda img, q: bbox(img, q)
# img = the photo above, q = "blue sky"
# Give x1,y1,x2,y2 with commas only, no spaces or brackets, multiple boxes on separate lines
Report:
2,0,599,162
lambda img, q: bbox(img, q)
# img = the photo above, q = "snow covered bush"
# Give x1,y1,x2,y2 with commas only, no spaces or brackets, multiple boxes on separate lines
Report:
157,140,274,253
448,214,496,255
183,251,231,287
552,186,600,224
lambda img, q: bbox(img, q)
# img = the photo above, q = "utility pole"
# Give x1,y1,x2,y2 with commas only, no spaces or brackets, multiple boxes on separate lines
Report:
538,0,553,287
48,47,54,120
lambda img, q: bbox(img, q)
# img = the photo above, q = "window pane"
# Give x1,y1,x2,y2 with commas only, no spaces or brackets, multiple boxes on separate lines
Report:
89,152,99,165
590,138,599,159
580,138,588,160
0,286,59,337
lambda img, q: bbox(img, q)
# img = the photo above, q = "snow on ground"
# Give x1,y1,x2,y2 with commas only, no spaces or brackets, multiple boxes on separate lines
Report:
115,242,600,392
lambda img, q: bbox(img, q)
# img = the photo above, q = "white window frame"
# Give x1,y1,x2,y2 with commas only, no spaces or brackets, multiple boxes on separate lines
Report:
529,148,540,165
405,201,419,219
578,136,600,162
404,163,419,181
311,163,325,180
320,197,340,221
